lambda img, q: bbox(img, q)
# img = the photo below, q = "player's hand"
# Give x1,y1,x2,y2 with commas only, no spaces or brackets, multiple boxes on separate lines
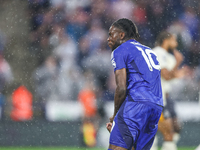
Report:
106,122,112,133
175,65,189,78
174,49,183,66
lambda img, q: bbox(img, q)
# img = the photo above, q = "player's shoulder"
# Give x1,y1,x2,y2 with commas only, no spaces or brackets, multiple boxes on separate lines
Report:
113,41,130,55
153,46,166,53
113,40,146,56
130,40,152,51
153,46,168,57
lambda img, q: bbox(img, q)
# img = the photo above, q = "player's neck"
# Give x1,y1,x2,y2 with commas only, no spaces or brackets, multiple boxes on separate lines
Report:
161,44,169,52
121,38,134,44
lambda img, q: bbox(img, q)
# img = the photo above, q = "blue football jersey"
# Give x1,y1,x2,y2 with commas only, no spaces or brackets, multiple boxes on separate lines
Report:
111,39,163,106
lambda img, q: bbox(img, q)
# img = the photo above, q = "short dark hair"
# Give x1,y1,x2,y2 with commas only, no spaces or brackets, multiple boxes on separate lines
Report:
155,31,173,46
112,18,140,39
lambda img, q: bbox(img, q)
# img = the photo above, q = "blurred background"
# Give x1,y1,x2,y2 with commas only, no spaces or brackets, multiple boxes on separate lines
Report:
0,0,200,149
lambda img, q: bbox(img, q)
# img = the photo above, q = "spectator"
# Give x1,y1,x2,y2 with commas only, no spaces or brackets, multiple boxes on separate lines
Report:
110,0,135,20
52,25,77,72
180,6,199,40
66,7,90,42
78,71,98,147
76,36,91,72
33,55,60,107
0,31,13,119
84,19,107,54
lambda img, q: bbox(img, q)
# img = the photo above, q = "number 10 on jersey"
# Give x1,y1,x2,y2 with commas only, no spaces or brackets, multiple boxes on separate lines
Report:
136,46,160,71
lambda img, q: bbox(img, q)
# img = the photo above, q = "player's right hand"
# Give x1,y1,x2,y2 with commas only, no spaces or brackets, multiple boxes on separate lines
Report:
106,122,112,133
175,66,188,78
174,49,183,65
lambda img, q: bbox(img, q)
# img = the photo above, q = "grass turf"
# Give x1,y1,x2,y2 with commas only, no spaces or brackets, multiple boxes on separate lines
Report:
0,147,196,150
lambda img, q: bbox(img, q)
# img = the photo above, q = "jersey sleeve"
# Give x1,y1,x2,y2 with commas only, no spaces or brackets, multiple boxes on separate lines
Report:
111,47,127,72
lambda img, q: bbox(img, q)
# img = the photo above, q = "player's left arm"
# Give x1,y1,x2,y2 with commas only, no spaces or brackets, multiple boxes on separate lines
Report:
110,68,127,123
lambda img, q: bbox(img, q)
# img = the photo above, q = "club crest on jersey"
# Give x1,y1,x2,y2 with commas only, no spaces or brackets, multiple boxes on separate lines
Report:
111,58,116,68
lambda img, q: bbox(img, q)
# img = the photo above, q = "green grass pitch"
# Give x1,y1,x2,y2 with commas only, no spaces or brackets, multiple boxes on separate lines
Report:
0,147,196,150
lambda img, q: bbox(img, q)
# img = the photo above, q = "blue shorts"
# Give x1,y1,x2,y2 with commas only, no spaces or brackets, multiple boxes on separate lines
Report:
109,99,162,150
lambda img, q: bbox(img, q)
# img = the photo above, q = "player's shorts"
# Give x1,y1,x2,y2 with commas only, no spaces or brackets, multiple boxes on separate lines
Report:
159,97,176,122
160,107,171,122
165,97,177,118
109,97,162,150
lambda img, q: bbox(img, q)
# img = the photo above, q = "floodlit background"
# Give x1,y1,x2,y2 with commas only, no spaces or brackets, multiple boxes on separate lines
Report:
0,0,199,149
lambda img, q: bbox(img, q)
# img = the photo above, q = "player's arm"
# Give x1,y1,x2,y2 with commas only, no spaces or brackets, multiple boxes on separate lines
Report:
161,68,177,80
110,68,127,123
161,49,184,80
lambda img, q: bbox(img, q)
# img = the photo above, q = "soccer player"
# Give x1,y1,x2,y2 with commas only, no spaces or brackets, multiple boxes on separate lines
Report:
152,31,185,150
106,18,163,150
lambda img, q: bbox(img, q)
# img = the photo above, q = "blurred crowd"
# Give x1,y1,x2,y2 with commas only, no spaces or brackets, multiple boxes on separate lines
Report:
0,30,13,119
28,0,200,107
0,0,200,120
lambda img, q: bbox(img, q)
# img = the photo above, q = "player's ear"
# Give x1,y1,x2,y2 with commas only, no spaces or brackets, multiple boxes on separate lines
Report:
120,32,125,40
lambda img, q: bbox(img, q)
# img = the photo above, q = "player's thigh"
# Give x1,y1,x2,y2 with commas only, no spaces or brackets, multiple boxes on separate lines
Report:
166,98,177,118
135,105,161,150
158,117,173,140
172,117,181,133
109,116,134,149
